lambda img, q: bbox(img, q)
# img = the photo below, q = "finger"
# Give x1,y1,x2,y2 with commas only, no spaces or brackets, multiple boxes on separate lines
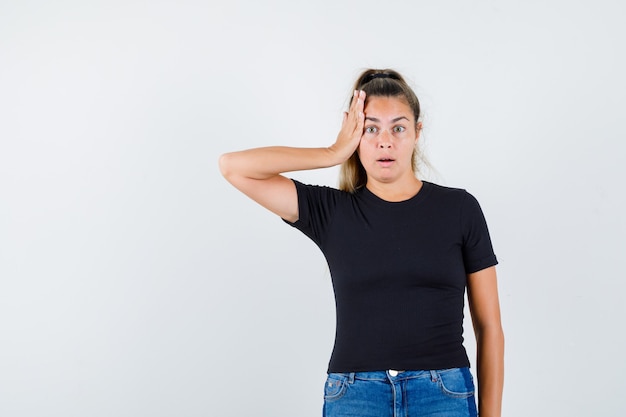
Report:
349,90,363,121
356,107,364,127
342,96,357,131
353,91,365,129
355,90,366,113
343,90,365,137
352,89,364,112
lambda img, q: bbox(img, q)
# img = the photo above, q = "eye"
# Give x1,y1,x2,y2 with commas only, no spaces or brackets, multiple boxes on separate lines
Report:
393,126,406,133
364,126,378,134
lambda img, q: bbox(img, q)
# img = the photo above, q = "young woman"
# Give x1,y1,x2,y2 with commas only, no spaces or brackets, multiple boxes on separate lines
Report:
219,69,504,417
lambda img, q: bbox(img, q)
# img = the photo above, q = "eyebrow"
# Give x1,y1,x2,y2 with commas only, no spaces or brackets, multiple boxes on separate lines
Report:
364,116,410,123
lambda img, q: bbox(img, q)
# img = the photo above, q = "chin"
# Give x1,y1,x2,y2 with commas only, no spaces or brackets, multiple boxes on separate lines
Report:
374,175,397,183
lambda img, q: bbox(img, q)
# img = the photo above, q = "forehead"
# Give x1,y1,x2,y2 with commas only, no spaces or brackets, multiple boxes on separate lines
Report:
363,96,413,120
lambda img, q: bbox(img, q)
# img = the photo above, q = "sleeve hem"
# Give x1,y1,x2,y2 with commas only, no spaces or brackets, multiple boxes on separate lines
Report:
465,255,498,274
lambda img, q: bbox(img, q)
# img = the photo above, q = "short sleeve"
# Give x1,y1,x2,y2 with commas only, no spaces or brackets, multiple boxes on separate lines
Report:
283,179,342,247
460,192,498,274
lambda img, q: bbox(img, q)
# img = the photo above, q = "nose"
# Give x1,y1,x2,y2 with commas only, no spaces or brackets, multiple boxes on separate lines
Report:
377,129,392,148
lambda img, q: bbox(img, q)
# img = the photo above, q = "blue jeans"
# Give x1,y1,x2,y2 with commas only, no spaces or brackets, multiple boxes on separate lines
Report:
323,368,477,417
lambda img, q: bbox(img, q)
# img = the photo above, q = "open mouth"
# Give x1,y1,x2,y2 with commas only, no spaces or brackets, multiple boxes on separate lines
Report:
376,158,395,168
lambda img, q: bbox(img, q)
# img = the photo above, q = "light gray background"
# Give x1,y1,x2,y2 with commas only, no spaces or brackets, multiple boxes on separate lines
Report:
1,0,625,416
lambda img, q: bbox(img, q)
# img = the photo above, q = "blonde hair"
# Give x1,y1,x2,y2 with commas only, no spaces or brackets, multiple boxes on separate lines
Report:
338,69,427,193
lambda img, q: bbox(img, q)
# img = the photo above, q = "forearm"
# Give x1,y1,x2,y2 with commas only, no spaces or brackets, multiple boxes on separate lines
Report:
218,90,364,221
219,146,342,180
476,325,505,417
219,90,365,182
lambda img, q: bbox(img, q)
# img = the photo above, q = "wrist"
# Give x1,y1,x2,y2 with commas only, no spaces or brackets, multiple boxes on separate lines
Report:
326,145,353,166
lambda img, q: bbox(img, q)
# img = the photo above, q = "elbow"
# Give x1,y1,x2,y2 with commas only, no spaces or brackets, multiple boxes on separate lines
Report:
474,322,504,343
218,152,234,180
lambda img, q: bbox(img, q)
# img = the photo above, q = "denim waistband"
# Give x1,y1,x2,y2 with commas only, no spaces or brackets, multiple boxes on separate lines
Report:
330,368,467,382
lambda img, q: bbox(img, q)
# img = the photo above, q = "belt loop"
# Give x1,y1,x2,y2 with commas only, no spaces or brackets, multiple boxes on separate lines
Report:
429,370,438,382
347,372,355,384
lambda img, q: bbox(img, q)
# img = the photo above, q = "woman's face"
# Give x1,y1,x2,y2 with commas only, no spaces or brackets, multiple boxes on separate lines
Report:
358,95,421,186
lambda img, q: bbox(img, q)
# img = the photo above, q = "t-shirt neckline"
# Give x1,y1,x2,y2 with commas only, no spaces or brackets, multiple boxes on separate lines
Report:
359,181,433,206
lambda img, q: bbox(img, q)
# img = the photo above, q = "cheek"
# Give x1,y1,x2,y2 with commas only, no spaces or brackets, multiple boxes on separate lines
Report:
357,138,367,154
357,139,373,159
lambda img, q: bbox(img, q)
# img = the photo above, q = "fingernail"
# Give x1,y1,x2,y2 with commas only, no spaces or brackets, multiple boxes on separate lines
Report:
354,90,358,96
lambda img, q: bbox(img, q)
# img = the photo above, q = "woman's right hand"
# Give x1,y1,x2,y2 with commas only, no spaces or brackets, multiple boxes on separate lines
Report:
328,90,366,163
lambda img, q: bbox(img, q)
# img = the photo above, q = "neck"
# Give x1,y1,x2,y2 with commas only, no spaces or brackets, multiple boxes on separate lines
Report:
365,177,423,202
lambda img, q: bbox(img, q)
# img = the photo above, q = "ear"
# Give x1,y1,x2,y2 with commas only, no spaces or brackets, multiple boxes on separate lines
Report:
415,122,423,142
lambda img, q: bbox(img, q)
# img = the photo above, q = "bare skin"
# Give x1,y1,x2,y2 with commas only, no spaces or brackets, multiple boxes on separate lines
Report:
219,90,504,417
468,266,505,417
357,95,422,201
219,90,366,222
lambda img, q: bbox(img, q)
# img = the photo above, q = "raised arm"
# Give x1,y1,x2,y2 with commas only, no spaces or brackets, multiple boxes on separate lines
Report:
218,90,366,223
467,266,505,417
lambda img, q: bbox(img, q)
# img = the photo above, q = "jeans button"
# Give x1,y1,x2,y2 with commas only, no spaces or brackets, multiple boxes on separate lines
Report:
389,370,398,377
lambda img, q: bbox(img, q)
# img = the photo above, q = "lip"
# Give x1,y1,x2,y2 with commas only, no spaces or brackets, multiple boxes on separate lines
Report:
376,157,395,167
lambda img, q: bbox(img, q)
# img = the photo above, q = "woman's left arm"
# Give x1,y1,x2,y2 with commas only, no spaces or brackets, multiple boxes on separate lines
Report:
467,265,504,417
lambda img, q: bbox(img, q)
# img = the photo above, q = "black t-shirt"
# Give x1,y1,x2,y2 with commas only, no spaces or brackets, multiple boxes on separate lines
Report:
285,180,498,373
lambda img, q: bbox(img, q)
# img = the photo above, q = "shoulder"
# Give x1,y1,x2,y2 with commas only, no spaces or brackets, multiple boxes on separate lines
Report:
289,179,356,224
423,181,474,204
292,179,353,201
292,179,342,197
422,182,488,222
286,180,355,234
